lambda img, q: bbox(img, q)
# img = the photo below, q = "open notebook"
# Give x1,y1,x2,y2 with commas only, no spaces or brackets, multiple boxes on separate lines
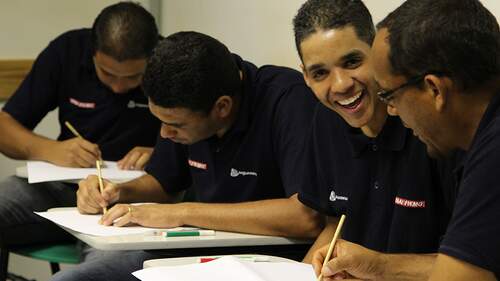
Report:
133,256,316,281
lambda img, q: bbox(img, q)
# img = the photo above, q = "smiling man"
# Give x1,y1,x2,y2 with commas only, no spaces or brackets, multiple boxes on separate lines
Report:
316,0,500,280
0,2,160,276
292,0,455,268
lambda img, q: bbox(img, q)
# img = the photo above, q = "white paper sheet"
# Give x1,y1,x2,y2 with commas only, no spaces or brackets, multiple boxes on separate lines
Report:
27,161,144,183
35,209,191,237
132,256,316,281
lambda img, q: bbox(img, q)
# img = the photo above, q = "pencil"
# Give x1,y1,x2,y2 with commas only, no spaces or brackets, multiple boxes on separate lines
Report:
317,214,346,281
64,121,82,138
96,160,108,214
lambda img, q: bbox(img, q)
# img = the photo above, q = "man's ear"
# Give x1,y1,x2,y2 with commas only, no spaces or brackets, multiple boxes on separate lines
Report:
211,96,233,119
301,64,312,88
424,74,451,112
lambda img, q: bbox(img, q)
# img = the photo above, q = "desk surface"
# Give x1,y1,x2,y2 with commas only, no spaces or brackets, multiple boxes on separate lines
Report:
64,226,310,251
15,166,27,178
143,254,296,268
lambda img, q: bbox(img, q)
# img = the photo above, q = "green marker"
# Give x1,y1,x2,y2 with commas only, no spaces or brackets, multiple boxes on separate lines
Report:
163,230,216,237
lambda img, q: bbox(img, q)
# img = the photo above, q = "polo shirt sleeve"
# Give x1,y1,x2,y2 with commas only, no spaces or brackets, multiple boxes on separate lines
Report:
272,83,317,197
145,136,192,194
2,40,62,130
439,127,500,276
296,105,339,216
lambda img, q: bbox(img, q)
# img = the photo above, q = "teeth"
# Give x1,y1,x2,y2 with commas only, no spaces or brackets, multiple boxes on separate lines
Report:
338,92,362,106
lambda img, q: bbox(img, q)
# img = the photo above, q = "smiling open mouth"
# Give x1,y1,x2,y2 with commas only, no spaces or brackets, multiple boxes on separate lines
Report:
336,91,365,109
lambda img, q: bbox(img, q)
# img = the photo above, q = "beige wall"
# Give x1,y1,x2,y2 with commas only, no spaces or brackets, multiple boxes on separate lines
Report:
0,0,150,58
161,0,500,69
162,0,306,69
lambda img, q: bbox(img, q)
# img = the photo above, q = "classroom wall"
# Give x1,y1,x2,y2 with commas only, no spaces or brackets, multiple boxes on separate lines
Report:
0,0,150,58
161,0,500,69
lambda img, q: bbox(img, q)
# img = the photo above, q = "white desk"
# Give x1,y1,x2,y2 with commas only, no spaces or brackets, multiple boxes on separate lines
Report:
143,254,296,268
15,166,28,178
62,225,310,251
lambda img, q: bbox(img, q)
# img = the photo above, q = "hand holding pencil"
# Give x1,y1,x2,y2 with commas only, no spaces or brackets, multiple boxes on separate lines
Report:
312,215,385,280
51,121,102,167
77,174,120,215
315,214,346,281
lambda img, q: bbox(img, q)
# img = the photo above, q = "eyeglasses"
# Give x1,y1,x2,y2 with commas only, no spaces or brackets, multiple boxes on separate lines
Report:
377,74,426,104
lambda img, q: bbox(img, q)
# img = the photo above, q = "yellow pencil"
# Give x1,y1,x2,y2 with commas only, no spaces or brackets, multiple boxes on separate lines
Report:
317,214,346,281
64,121,82,139
96,160,108,214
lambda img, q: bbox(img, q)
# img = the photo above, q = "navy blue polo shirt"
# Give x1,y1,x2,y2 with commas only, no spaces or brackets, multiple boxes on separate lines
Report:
440,93,500,278
145,55,317,202
2,29,160,161
298,104,454,253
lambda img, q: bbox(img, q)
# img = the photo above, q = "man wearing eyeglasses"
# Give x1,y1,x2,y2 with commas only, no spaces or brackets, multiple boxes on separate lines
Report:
292,0,457,269
316,0,500,280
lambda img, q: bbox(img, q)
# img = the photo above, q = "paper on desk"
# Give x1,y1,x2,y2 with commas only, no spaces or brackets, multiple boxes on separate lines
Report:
132,256,316,281
35,209,193,237
27,161,144,183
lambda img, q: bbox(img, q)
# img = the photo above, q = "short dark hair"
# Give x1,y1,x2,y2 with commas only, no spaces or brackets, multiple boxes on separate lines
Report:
293,0,375,59
143,31,241,114
92,1,158,61
377,0,500,90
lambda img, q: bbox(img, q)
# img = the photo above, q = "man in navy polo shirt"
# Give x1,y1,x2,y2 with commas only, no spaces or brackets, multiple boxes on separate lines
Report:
0,2,160,260
292,0,453,265
53,32,322,281
316,0,500,280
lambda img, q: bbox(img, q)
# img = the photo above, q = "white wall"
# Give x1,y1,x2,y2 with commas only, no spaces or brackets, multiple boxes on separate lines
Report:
161,0,500,69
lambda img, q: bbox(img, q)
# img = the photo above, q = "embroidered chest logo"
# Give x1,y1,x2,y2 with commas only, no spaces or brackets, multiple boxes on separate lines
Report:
188,159,207,170
127,100,149,108
395,196,426,208
69,98,95,109
329,190,348,202
230,168,258,177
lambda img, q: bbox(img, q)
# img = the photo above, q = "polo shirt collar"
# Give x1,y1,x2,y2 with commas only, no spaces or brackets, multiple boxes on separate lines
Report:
345,115,407,157
226,54,254,135
469,91,500,149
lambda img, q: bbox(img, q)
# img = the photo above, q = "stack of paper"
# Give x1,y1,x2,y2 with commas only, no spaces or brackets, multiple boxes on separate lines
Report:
26,161,144,183
133,256,316,281
35,208,191,237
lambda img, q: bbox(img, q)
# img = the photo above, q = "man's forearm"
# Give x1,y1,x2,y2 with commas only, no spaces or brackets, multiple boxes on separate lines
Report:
378,253,436,281
174,194,323,238
0,111,54,160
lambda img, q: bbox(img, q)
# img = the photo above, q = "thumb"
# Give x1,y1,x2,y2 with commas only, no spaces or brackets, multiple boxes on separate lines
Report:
323,256,351,277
